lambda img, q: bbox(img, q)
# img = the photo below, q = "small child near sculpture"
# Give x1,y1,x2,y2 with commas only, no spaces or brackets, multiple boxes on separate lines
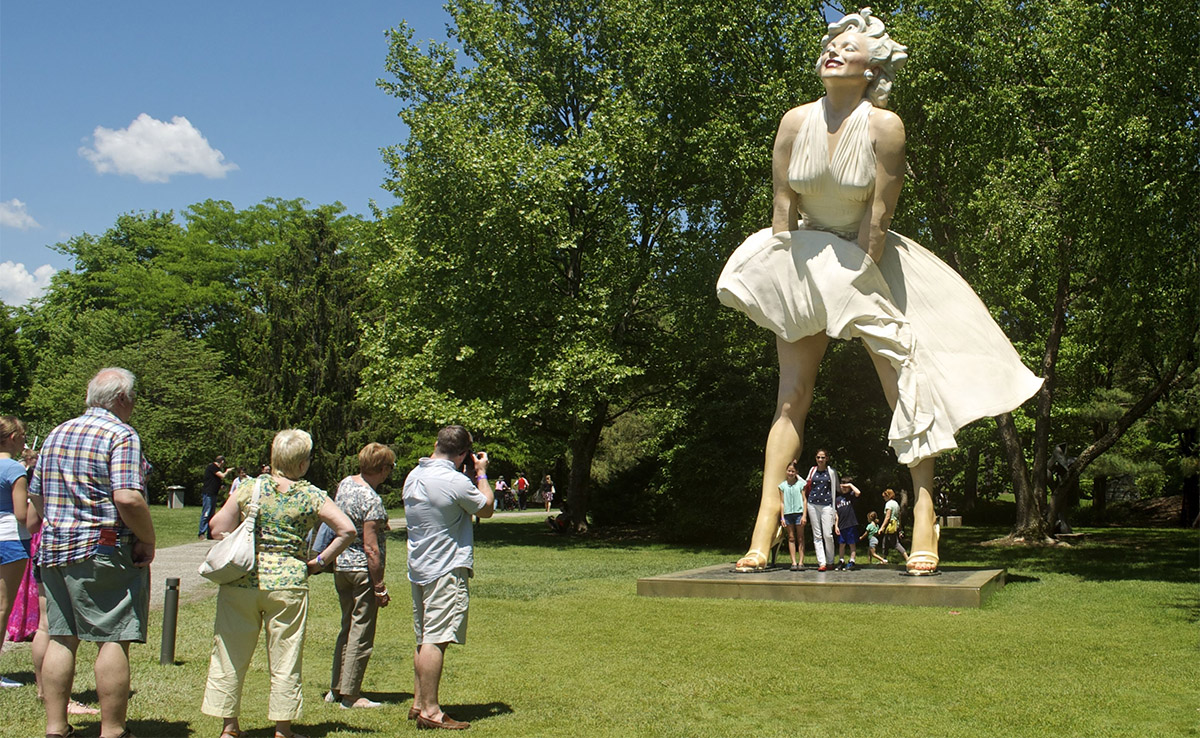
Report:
860,511,888,564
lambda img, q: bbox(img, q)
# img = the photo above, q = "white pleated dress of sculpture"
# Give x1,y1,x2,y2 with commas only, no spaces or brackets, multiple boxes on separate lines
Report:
717,98,1042,467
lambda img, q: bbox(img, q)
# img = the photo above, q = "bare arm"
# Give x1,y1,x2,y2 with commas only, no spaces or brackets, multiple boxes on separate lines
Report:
771,106,808,233
473,452,496,519
363,518,390,606
308,498,356,573
858,109,906,263
26,492,42,533
10,475,28,528
209,492,243,537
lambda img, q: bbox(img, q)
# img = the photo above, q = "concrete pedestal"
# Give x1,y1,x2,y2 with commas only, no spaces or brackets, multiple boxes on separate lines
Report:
637,562,1005,608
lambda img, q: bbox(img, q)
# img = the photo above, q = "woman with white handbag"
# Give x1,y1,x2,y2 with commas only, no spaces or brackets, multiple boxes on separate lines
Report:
200,429,355,738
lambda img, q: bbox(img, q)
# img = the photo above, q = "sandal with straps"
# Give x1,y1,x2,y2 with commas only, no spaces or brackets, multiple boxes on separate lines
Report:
734,549,769,572
906,523,940,575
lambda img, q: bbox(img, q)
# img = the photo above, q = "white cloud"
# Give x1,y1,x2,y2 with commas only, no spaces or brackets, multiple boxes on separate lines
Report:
79,113,238,183
0,199,41,230
0,261,57,306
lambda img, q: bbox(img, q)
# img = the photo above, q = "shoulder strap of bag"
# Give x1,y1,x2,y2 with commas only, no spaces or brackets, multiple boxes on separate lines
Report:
244,478,262,530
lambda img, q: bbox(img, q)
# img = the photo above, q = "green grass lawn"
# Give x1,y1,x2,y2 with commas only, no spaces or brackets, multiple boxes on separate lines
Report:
146,506,407,550
148,505,208,548
2,518,1195,737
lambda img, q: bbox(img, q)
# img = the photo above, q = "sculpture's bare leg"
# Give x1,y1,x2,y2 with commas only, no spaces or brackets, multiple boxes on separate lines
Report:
737,333,828,571
866,350,939,572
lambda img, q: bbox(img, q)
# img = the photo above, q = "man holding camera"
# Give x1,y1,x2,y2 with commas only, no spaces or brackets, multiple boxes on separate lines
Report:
402,425,494,730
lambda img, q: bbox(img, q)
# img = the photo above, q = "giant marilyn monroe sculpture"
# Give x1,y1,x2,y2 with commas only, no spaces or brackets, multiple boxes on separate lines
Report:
717,8,1042,574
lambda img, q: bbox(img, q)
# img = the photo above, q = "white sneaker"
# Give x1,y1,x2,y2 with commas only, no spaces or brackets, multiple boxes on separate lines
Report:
324,691,337,703
341,697,382,709
0,676,22,688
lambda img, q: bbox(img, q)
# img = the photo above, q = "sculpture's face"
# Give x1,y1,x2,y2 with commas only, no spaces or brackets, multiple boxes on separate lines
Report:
819,30,874,81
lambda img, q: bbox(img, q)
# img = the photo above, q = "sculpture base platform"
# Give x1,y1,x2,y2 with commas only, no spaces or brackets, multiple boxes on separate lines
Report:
637,563,1005,609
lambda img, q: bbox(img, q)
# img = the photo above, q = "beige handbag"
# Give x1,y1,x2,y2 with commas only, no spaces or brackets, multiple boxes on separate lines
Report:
198,478,261,584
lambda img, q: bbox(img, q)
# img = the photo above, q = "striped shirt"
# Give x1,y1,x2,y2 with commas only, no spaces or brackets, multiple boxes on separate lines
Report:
31,407,145,566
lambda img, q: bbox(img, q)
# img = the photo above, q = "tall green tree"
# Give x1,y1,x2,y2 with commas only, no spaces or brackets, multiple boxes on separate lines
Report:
889,0,1199,540
367,0,828,530
18,200,399,496
0,307,33,415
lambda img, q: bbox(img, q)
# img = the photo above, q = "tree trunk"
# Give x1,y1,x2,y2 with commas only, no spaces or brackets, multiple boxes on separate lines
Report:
995,412,1053,542
1093,475,1108,524
1181,427,1199,527
1031,239,1073,525
566,405,608,533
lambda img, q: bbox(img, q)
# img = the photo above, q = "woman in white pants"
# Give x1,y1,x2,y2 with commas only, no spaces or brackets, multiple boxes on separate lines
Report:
804,449,838,572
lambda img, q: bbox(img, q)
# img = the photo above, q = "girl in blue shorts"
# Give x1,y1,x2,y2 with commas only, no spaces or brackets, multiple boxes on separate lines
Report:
778,460,808,571
0,416,32,688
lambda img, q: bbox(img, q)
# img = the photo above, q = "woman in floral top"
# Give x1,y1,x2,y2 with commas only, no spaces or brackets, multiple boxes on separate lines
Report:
201,429,355,738
326,442,394,709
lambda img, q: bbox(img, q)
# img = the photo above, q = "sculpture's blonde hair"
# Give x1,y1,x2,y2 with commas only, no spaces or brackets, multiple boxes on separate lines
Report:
817,7,908,108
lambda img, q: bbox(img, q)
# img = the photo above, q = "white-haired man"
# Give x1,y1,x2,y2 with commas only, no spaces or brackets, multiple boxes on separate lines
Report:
30,367,155,738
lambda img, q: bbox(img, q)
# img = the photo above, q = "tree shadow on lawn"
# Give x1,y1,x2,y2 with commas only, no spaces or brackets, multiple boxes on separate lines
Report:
943,526,1199,584
388,518,715,555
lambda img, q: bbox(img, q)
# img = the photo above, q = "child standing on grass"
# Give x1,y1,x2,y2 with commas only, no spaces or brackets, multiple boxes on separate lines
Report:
860,511,888,564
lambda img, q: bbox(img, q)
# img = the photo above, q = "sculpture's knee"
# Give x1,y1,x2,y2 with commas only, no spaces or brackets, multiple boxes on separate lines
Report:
777,377,815,421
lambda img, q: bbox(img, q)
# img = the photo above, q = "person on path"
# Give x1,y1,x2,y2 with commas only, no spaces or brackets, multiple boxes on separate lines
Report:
540,475,555,513
199,454,231,540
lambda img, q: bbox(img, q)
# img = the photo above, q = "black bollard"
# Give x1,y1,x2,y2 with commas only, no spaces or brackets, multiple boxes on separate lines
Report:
160,577,180,665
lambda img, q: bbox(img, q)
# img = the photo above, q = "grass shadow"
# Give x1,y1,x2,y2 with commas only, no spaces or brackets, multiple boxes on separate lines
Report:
940,526,1199,584
361,689,413,706
127,719,191,736
446,701,513,723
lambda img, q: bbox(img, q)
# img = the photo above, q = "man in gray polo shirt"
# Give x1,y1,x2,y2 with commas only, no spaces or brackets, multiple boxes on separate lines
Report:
403,425,493,730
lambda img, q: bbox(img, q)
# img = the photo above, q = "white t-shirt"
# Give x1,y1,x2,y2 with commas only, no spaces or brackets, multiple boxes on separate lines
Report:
403,457,488,586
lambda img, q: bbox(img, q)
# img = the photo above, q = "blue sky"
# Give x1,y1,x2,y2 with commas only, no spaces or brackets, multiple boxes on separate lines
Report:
0,1,454,305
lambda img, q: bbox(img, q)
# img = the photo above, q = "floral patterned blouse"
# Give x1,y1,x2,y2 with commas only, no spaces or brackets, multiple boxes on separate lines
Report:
228,475,327,590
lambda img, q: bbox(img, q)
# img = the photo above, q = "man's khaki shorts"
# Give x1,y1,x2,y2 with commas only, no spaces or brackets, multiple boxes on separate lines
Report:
42,545,149,643
411,567,470,645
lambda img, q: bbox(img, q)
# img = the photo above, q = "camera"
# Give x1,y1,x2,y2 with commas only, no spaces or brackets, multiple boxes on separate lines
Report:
463,447,477,478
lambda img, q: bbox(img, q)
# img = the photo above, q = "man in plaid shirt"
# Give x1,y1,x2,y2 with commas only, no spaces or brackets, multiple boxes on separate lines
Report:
30,367,156,738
